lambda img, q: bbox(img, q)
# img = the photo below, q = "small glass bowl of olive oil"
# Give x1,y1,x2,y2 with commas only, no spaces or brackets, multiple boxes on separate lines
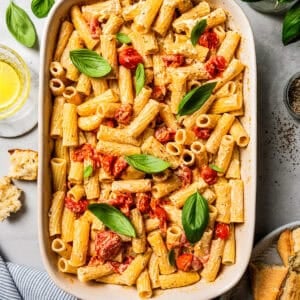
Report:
0,45,37,137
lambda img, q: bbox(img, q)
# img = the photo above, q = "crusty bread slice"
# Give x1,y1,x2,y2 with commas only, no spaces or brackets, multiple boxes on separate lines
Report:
280,271,300,300
250,263,289,300
277,229,293,266
291,228,300,253
0,176,22,221
8,149,38,181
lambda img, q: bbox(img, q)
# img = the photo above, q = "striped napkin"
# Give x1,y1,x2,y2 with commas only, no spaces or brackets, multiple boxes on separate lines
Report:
0,255,76,300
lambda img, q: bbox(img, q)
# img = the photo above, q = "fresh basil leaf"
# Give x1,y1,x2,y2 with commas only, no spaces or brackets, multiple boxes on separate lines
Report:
125,154,170,174
191,19,207,46
178,82,217,116
282,2,300,45
6,2,37,48
31,0,54,18
168,249,176,266
89,203,136,237
70,49,112,78
135,63,145,95
116,32,131,44
209,164,224,173
84,165,93,179
182,192,209,244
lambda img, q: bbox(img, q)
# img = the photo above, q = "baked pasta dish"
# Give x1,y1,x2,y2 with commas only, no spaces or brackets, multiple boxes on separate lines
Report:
48,0,249,298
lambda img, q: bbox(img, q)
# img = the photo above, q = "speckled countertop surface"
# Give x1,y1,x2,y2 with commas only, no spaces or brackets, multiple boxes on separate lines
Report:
0,0,299,279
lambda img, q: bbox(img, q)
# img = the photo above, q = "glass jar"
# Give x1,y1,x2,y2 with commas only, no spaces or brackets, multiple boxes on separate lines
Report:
0,45,37,137
249,0,298,14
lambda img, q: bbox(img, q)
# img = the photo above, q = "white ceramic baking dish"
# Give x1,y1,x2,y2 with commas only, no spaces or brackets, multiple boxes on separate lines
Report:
38,1,257,299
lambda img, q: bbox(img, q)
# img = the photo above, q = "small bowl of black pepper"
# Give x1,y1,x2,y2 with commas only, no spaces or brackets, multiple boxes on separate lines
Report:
285,72,300,120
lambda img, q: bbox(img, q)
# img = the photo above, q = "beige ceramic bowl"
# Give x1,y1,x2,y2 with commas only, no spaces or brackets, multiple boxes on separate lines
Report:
38,1,257,299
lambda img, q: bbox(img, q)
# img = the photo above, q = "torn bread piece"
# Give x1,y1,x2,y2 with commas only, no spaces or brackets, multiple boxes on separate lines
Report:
250,263,289,300
0,177,22,221
8,149,38,181
289,251,300,273
277,229,293,266
291,228,300,253
280,271,300,300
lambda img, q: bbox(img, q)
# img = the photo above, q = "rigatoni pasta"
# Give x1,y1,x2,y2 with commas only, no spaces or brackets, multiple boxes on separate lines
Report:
48,1,250,297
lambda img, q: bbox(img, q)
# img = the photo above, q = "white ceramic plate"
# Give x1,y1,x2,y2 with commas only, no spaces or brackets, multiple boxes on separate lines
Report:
221,221,300,300
38,1,257,299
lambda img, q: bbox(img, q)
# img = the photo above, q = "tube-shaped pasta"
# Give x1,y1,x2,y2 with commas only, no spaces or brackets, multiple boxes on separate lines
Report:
91,78,108,96
102,14,123,35
180,149,195,167
208,205,218,229
190,141,208,168
159,104,178,131
51,158,67,192
134,0,164,33
49,78,65,96
77,89,119,116
166,224,182,250
100,35,118,78
163,205,182,227
226,147,241,179
54,21,74,61
121,166,145,180
137,270,152,298
77,264,113,282
175,129,194,145
71,5,98,50
145,218,160,233
67,184,85,202
122,3,141,21
130,208,146,254
97,140,141,156
214,179,231,224
229,179,244,223
166,142,183,156
215,135,235,174
222,224,236,265
202,188,216,204
159,271,200,289
84,170,100,200
69,217,90,267
216,81,237,98
153,55,168,86
209,94,242,114
205,113,235,154
62,103,78,147
50,61,66,80
229,119,250,147
68,161,83,184
194,229,213,259
76,74,91,96
147,230,175,275
196,114,220,129
96,273,124,285
51,238,72,259
61,207,75,243
118,65,134,104
148,253,160,289
152,176,181,198
50,96,65,139
78,114,103,131
57,258,78,274
217,31,241,63
213,25,226,44
112,180,152,193
176,0,193,13
128,100,160,138
49,191,65,236
63,86,82,105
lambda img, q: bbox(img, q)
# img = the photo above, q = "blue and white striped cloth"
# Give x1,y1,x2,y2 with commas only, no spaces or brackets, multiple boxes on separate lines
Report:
0,255,77,300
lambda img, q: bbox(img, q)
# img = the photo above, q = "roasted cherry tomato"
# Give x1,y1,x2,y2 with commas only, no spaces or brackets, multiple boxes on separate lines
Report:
88,17,101,39
109,256,134,274
176,253,193,272
199,30,219,49
162,54,185,67
109,192,134,216
151,85,166,102
154,126,175,143
205,55,227,79
136,192,151,214
115,104,133,125
64,197,88,214
112,157,128,177
215,223,230,240
118,47,143,69
200,165,218,185
101,154,116,175
176,166,193,188
154,206,168,233
193,127,212,140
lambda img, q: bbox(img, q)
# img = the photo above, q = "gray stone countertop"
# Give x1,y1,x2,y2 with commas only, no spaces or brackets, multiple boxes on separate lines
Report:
0,0,299,278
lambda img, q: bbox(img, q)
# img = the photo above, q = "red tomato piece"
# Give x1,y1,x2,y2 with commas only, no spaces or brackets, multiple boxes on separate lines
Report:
94,231,122,262
176,253,193,272
112,157,128,177
176,166,193,188
118,47,143,69
162,54,185,67
198,30,219,49
101,154,116,175
151,85,166,102
72,143,94,162
64,196,88,214
136,192,151,214
191,255,203,272
200,165,218,185
154,206,168,233
215,223,230,240
205,55,227,79
109,256,134,274
193,126,212,140
154,126,176,143
88,17,101,39
115,104,133,125
109,192,134,216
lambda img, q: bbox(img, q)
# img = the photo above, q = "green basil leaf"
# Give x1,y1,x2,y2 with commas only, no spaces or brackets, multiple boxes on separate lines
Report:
168,249,176,266
116,32,131,44
182,192,209,243
125,154,170,174
84,165,93,179
6,2,37,48
70,49,112,78
191,19,207,46
178,82,217,116
135,63,145,95
31,0,54,18
209,164,224,173
282,2,300,45
89,203,136,237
